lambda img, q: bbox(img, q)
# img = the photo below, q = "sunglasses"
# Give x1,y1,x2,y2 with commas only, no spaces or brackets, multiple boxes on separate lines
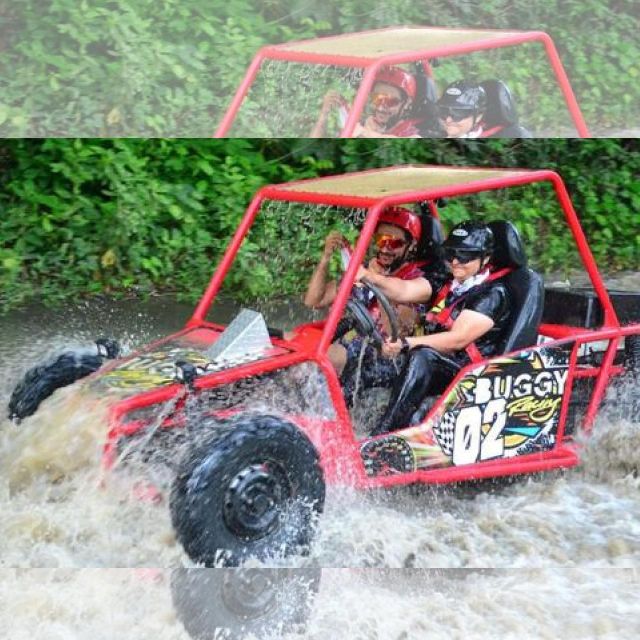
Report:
371,93,403,109
443,248,482,264
437,106,475,122
375,233,408,250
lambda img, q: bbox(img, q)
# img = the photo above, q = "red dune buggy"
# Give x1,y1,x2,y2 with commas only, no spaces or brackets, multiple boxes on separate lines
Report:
9,165,639,566
215,26,590,138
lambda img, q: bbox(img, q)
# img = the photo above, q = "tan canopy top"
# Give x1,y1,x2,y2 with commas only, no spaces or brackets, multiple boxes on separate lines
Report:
273,26,528,60
273,166,535,201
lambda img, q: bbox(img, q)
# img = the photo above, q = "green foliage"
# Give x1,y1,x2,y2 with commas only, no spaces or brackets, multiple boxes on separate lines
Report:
0,138,638,311
0,1,637,135
0,1,330,136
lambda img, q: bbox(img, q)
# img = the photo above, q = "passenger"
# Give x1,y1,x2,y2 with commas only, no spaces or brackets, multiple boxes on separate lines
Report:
368,221,514,436
310,66,421,138
421,80,531,138
430,81,489,138
304,208,434,404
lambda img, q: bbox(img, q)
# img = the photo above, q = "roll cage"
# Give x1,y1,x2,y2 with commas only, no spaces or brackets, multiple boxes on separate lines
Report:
101,165,639,489
215,26,590,138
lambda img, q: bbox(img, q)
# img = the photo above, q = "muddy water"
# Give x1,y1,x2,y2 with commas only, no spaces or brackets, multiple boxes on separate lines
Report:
1,568,638,639
1,283,639,637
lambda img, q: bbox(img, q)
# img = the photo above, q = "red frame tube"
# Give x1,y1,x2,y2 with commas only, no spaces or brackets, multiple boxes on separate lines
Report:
215,29,590,138
582,338,620,432
548,173,619,328
188,191,265,326
214,52,265,137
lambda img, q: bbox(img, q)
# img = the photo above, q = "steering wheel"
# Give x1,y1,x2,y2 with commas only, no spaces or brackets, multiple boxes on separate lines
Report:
333,279,399,348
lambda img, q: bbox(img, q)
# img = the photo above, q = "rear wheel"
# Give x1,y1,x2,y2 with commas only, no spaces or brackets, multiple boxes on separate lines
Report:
625,335,640,376
623,334,640,422
170,414,325,567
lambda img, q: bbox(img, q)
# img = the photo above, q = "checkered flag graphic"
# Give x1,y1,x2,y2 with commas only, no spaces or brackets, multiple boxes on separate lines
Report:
433,411,456,457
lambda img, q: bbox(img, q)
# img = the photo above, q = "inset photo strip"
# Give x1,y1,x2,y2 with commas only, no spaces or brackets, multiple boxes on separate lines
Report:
0,1,638,137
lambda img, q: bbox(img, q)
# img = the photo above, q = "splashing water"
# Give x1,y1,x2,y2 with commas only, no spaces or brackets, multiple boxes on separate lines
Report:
1,274,639,634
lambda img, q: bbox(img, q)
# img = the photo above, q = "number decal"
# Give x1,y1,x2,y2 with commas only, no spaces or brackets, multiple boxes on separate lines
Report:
452,400,507,465
482,399,506,460
452,406,482,465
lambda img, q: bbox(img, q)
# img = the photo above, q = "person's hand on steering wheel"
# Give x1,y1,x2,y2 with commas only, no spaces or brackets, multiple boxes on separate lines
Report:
341,279,399,348
381,336,411,358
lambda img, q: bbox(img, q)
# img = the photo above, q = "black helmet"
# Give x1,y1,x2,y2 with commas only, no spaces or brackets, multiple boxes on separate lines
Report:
437,81,487,119
442,221,494,262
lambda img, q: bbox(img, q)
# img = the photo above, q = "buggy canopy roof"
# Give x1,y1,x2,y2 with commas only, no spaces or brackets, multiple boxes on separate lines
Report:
263,165,546,206
272,26,533,64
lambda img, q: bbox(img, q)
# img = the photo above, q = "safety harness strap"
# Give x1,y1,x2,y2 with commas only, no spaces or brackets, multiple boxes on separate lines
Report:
480,125,505,138
424,266,513,362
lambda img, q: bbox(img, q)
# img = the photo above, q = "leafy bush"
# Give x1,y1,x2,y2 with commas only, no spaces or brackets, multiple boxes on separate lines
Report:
0,138,638,311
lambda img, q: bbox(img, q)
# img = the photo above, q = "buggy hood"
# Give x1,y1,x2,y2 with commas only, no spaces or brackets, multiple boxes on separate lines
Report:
87,310,290,399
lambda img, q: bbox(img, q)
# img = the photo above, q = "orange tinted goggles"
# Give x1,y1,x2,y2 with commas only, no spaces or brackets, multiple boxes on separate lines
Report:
371,93,403,109
375,233,407,250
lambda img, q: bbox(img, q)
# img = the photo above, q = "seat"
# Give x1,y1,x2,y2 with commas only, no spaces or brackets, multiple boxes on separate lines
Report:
411,63,439,119
479,80,532,138
415,210,445,263
480,80,519,128
488,220,545,352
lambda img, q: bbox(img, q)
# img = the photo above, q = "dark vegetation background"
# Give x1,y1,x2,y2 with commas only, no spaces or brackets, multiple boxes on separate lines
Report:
0,0,638,135
0,138,638,311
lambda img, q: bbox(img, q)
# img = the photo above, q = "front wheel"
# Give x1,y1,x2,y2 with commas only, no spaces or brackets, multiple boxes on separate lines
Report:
7,338,120,421
170,414,325,567
170,568,321,639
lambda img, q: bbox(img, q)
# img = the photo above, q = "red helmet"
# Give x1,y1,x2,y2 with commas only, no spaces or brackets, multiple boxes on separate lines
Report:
374,66,417,100
378,207,422,242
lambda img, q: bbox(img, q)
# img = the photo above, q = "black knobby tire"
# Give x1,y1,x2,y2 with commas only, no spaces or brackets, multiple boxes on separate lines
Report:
8,351,105,421
625,334,640,376
170,567,321,640
170,414,325,567
622,334,640,423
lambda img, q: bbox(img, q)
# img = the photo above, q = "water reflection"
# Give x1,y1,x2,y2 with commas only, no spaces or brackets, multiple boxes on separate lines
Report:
1,568,638,639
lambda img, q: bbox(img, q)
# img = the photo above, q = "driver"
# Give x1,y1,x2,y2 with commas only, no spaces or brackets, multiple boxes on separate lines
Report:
303,207,435,405
365,221,514,436
310,66,421,138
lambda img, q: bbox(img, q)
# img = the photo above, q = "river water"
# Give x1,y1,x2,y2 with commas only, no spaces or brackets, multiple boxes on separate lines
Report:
1,285,639,638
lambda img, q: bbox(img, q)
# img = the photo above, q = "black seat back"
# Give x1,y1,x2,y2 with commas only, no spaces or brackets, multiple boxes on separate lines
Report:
489,221,545,352
411,63,439,118
480,80,519,128
416,211,445,263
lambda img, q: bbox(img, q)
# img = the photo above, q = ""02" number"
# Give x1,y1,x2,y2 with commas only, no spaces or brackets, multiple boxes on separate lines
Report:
452,398,507,465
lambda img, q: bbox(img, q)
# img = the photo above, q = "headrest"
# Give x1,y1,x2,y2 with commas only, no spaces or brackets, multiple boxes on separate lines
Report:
422,214,445,246
479,80,519,127
416,213,445,261
423,76,439,105
488,221,527,269
410,74,439,122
